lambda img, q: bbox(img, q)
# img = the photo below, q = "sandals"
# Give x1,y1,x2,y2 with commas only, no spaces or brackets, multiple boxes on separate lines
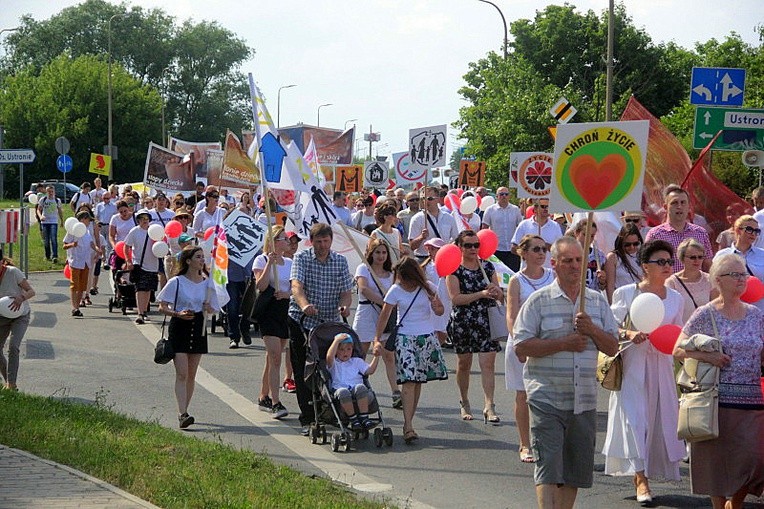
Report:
403,429,419,444
483,404,500,425
519,446,535,463
460,400,473,421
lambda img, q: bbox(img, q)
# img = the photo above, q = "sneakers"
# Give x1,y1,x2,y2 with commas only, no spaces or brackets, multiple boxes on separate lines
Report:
135,315,145,325
89,288,98,295
360,416,374,429
229,340,239,349
52,257,58,264
71,309,83,317
178,413,195,429
299,425,310,436
349,417,363,431
271,401,288,420
282,378,297,393
241,327,252,345
392,390,403,409
257,395,273,411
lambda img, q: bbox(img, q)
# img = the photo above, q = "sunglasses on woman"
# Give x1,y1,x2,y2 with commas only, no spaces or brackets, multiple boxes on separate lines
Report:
684,255,704,261
529,245,548,253
720,272,747,280
462,242,481,249
645,258,674,267
624,218,640,223
623,241,641,248
740,225,762,235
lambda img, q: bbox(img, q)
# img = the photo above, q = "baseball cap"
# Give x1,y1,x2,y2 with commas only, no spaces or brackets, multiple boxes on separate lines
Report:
178,233,193,243
285,231,301,241
335,333,353,344
424,238,445,249
75,211,93,220
135,211,152,221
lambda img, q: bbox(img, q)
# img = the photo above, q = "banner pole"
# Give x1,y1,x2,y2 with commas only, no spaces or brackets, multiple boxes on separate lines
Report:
577,211,594,314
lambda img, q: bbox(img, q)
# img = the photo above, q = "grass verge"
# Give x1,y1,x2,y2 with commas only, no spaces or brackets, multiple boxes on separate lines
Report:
0,390,389,509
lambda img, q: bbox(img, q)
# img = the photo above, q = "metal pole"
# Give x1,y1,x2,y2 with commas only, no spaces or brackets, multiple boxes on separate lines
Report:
605,0,614,122
277,84,296,128
0,125,4,200
107,13,122,180
368,125,372,162
18,163,27,277
477,0,508,59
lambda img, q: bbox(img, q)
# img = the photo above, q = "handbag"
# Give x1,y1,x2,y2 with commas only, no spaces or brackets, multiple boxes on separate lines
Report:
596,294,637,391
677,313,721,442
154,281,179,365
481,264,508,341
384,287,422,352
369,270,397,333
240,278,258,321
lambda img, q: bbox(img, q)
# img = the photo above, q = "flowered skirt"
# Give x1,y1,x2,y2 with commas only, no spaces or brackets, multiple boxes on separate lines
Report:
394,333,448,385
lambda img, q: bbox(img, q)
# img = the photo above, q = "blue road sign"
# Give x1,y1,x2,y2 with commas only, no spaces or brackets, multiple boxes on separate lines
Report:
56,154,73,173
690,67,746,106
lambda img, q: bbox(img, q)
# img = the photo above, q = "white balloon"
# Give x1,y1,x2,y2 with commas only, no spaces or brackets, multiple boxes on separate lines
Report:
479,195,495,211
28,193,39,205
460,196,478,215
629,292,665,333
72,222,87,238
0,296,28,319
64,217,78,234
152,241,169,258
148,223,165,241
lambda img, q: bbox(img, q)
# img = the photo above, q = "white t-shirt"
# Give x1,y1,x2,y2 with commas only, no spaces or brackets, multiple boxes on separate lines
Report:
193,207,225,236
408,210,459,256
157,275,220,313
384,282,438,336
110,214,136,243
71,192,93,210
252,254,292,292
511,218,563,268
124,226,159,272
63,230,95,269
329,356,370,390
482,203,523,251
150,208,175,227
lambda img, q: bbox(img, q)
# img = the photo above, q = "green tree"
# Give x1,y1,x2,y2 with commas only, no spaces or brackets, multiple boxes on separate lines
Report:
0,54,162,189
1,0,253,148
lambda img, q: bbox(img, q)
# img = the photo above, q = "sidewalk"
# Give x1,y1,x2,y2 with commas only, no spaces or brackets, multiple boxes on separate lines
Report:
0,445,160,509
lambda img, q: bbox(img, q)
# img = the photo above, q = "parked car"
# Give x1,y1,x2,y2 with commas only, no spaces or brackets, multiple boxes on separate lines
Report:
25,181,80,203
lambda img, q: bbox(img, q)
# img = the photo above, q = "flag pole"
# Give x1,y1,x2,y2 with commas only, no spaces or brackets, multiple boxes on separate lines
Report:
578,212,594,314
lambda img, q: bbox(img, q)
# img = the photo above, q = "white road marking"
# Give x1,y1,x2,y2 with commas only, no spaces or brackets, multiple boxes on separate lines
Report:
136,321,435,509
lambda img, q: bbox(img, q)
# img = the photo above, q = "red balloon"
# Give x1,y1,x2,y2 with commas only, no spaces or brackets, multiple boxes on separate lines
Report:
741,276,764,303
475,194,482,208
649,324,682,355
434,244,461,278
456,188,465,198
164,220,183,239
204,227,216,241
444,194,461,212
525,206,535,218
63,263,71,280
114,241,126,260
476,229,499,259
760,377,764,397
370,194,378,206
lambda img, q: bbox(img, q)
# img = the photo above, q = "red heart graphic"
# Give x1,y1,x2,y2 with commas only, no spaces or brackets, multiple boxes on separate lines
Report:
569,154,626,209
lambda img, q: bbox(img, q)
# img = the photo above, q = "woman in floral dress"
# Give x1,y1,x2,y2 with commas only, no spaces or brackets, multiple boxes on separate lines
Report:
447,230,504,424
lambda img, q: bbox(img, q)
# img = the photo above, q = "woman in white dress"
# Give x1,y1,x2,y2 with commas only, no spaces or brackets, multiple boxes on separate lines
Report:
604,224,644,304
603,239,686,504
666,238,716,324
505,234,554,463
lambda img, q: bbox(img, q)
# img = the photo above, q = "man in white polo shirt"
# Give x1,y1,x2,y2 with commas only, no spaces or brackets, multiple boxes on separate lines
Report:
481,186,523,271
511,198,562,268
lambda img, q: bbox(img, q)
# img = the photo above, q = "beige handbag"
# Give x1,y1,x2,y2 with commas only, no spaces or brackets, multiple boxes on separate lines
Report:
676,313,721,443
596,306,635,391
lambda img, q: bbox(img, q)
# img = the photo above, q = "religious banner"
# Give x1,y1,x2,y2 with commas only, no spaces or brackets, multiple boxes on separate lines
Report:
512,152,553,199
550,120,649,213
458,160,485,188
335,165,362,193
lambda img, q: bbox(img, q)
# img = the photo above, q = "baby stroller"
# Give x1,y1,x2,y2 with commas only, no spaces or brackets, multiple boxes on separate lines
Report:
305,321,393,452
108,269,136,315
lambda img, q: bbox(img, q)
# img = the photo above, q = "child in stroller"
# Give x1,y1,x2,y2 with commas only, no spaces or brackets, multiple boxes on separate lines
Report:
326,332,380,431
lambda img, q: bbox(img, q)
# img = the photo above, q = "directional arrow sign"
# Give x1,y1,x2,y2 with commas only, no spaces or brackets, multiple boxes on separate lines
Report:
690,67,746,106
693,106,764,151
0,149,36,164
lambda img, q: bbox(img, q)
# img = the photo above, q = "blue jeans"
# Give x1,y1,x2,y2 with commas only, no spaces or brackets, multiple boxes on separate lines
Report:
225,280,250,341
41,223,59,259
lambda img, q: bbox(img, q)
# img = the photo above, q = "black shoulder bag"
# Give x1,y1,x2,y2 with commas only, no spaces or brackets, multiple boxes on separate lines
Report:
384,287,422,352
154,280,179,364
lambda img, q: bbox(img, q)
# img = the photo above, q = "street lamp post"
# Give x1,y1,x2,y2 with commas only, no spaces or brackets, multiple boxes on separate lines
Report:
477,0,508,59
277,84,296,128
344,119,358,131
316,103,332,127
107,13,123,179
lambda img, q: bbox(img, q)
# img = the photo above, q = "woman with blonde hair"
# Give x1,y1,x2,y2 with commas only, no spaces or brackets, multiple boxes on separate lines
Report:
252,225,293,419
675,254,764,509
666,238,716,323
